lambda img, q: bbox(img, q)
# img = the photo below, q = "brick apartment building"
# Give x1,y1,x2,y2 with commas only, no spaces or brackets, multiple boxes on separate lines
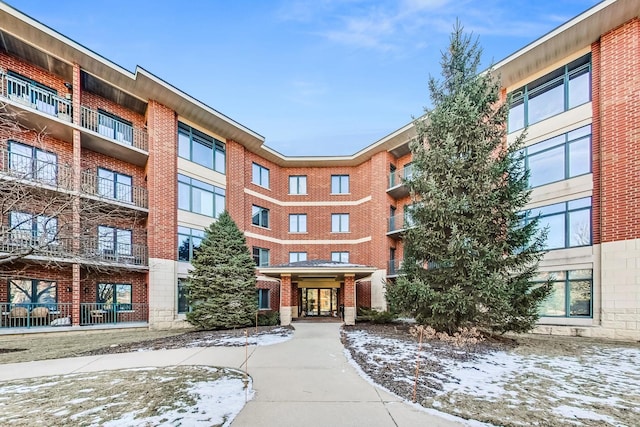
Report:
0,0,638,340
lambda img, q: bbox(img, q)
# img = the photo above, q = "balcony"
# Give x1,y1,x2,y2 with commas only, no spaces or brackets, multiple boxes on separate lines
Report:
0,228,74,259
80,106,148,166
0,302,73,329
387,165,415,199
0,147,74,191
387,259,402,277
80,239,148,267
81,170,148,210
80,303,149,326
0,71,74,142
387,213,414,239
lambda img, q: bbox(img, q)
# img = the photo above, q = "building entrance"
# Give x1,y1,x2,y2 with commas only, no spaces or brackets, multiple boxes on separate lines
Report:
300,288,338,317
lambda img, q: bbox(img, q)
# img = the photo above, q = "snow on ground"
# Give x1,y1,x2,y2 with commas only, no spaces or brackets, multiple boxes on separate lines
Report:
187,326,293,347
343,328,640,427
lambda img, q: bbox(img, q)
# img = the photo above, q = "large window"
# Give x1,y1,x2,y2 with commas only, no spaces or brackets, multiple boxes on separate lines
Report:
98,109,133,145
522,125,591,188
178,123,226,173
331,214,349,233
98,168,132,203
178,226,205,262
178,174,225,218
289,252,307,263
97,283,132,311
9,278,57,308
525,197,591,250
98,226,132,256
509,54,591,132
533,270,592,318
289,214,307,233
257,289,270,310
289,175,307,195
252,163,270,188
331,175,349,194
252,247,270,267
331,252,349,263
8,140,57,185
177,279,190,314
252,205,270,228
9,211,57,243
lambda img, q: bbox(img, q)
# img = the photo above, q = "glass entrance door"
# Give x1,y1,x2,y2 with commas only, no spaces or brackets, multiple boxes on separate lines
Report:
301,288,338,316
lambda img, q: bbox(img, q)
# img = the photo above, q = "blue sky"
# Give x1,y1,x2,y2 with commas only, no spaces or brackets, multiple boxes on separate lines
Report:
7,0,600,156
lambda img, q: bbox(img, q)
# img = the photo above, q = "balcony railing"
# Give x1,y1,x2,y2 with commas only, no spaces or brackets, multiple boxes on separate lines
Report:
0,228,74,258
81,239,148,266
80,302,149,326
1,302,73,329
81,170,148,209
80,106,148,151
388,213,415,233
388,165,415,189
0,72,73,122
388,259,402,276
0,148,74,191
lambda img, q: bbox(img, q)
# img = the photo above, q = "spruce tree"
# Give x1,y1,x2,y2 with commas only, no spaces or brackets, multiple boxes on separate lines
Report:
387,22,550,334
185,211,257,330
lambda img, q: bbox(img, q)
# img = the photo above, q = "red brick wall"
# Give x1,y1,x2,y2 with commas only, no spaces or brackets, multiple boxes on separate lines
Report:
81,270,147,304
0,264,73,304
81,92,146,130
146,101,177,260
356,280,371,309
81,148,146,191
0,52,71,98
599,18,640,243
591,40,602,246
257,279,280,311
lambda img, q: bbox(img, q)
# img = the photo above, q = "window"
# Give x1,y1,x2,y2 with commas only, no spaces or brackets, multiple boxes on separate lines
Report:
97,168,133,203
177,279,191,314
522,125,591,188
289,175,307,195
98,226,132,256
178,123,226,173
257,289,270,310
533,270,592,317
178,226,205,262
331,252,349,263
8,141,57,185
9,279,57,308
331,213,349,233
98,109,133,145
252,163,270,188
9,211,57,243
509,54,591,132
289,252,307,263
289,214,307,233
97,283,132,311
331,175,349,194
252,247,270,267
252,205,270,228
178,174,225,218
525,197,591,250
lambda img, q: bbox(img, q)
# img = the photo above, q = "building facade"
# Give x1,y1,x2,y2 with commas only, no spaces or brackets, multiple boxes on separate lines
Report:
0,0,638,339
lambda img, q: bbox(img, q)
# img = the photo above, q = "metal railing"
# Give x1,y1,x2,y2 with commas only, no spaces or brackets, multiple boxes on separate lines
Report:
0,228,74,258
388,259,402,275
80,302,148,326
80,239,148,266
388,213,415,233
1,302,73,329
80,106,148,151
0,148,74,191
0,73,73,122
80,170,148,209
388,164,415,189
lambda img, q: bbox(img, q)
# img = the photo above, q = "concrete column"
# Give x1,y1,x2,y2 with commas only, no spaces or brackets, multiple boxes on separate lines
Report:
344,274,356,325
280,274,292,325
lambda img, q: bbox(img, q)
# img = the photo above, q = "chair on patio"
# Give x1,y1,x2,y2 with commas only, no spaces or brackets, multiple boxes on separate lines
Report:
9,306,28,327
31,307,50,326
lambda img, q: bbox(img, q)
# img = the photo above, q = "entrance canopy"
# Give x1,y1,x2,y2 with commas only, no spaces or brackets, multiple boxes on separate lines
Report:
258,259,377,283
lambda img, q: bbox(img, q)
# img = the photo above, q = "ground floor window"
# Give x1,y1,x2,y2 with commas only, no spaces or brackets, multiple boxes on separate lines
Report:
257,289,270,310
533,269,592,317
177,279,190,313
8,278,57,308
97,283,132,310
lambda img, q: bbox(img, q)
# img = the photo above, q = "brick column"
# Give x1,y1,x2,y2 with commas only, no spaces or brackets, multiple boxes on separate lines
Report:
344,274,356,325
71,62,82,326
280,274,292,325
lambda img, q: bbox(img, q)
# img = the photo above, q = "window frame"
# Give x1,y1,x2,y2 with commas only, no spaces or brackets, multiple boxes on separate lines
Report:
97,283,132,311
331,213,350,233
289,252,307,263
252,163,270,188
289,175,307,195
525,197,592,250
252,205,270,228
252,247,270,267
177,278,191,314
98,225,133,256
97,108,134,145
533,270,593,318
8,278,58,308
9,211,58,243
289,213,307,233
177,226,205,262
97,167,133,203
257,289,270,310
331,251,350,263
177,122,226,174
8,140,58,184
331,175,350,194
177,174,226,218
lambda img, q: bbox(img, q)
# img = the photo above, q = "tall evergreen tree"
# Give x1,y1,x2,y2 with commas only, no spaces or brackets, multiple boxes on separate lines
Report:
186,211,257,330
387,22,550,334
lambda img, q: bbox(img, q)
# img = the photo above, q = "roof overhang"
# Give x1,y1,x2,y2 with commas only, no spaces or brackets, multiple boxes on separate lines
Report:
259,264,377,282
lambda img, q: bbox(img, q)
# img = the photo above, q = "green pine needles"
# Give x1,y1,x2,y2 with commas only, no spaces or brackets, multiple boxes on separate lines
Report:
185,211,258,330
387,22,550,334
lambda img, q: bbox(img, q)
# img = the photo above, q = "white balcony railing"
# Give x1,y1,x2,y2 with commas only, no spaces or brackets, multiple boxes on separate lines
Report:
0,72,73,122
80,106,148,151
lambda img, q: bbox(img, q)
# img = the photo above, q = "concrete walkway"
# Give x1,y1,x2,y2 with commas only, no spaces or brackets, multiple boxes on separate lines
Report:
0,322,465,426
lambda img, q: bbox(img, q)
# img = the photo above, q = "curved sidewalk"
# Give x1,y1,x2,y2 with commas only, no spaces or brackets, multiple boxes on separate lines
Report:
0,322,466,426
